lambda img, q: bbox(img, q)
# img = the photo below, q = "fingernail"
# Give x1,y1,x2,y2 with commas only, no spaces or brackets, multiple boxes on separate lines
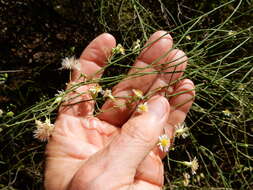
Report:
148,96,168,118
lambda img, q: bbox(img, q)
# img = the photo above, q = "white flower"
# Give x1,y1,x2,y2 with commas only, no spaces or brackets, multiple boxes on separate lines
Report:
238,84,245,91
102,89,115,100
182,157,199,175
61,56,80,70
54,90,65,103
55,89,65,96
222,109,232,117
132,89,144,100
157,134,171,152
228,30,236,36
175,123,189,138
137,102,148,113
88,85,103,97
0,109,3,117
34,118,55,142
112,44,125,55
183,172,190,186
132,39,141,52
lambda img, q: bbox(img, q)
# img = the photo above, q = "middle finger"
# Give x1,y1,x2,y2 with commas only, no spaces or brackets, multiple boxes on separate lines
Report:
98,31,173,126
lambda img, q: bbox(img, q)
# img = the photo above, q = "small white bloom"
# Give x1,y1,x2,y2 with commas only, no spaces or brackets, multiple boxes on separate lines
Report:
183,172,190,186
175,123,189,139
54,90,65,103
112,44,125,55
88,85,103,97
132,89,144,100
137,102,148,113
55,97,62,103
0,109,3,117
102,89,115,100
238,84,245,91
61,56,80,70
157,134,171,152
132,39,141,52
228,30,236,36
34,118,55,142
55,90,64,96
222,109,232,117
182,157,199,175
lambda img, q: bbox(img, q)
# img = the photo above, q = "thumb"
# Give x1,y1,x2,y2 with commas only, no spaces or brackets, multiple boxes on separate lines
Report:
108,95,170,171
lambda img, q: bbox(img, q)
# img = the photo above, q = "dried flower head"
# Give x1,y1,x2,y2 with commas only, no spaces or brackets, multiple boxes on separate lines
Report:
183,172,190,186
182,157,199,175
88,84,103,97
175,123,189,139
137,102,148,113
102,89,115,100
112,44,125,55
61,56,80,70
157,134,170,152
34,118,55,142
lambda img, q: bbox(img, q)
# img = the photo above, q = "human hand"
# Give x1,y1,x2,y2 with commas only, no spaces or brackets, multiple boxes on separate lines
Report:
44,31,195,190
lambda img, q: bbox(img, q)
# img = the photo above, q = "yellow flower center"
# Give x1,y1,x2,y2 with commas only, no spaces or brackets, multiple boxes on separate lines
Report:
160,138,169,147
137,103,148,112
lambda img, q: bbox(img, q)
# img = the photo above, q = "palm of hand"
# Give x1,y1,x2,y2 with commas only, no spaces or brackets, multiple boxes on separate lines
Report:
45,32,195,190
46,114,164,190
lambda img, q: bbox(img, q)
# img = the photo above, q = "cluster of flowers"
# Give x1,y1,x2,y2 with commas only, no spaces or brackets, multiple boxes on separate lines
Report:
34,42,198,184
60,40,142,72
157,123,190,152
156,117,199,185
88,84,149,113
33,86,149,141
157,123,199,186
112,40,141,55
34,41,144,140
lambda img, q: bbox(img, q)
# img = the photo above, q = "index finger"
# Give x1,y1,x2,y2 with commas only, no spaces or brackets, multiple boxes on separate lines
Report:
59,33,116,117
